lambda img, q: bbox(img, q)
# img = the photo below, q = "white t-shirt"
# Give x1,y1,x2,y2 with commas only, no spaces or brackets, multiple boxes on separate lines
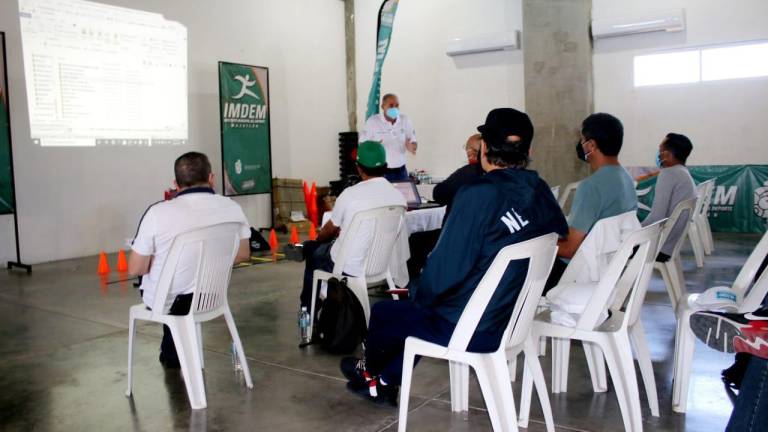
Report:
329,177,407,277
132,191,251,312
359,113,417,168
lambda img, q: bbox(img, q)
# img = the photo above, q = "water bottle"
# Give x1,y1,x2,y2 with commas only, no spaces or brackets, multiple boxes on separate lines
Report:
231,341,242,371
299,307,311,344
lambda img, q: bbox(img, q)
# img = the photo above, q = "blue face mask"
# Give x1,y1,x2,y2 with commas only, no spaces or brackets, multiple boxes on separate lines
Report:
655,151,664,168
385,107,399,120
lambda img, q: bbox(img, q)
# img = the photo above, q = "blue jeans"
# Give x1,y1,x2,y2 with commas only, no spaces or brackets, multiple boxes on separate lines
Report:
384,165,408,182
364,300,502,385
727,355,768,431
300,241,334,308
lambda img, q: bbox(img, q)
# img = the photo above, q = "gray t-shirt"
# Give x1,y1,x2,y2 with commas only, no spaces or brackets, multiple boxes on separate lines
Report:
569,165,638,234
642,164,697,256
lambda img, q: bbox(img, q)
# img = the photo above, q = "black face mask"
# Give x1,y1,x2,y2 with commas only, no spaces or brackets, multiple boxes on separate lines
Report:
575,140,587,162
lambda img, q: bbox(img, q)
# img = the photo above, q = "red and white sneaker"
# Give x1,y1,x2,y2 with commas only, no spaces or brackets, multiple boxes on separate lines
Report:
690,310,768,359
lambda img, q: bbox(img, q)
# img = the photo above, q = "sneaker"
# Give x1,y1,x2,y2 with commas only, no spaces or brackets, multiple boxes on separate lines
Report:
690,311,768,359
340,356,371,387
346,377,398,406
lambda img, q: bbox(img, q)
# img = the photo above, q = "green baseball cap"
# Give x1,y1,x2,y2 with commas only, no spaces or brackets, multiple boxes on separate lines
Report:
357,141,387,168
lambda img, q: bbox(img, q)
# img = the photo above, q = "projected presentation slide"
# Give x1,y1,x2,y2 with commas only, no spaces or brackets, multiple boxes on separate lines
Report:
19,0,188,147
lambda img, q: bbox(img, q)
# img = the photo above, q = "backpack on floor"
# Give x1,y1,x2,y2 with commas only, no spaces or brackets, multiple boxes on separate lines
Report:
316,277,367,354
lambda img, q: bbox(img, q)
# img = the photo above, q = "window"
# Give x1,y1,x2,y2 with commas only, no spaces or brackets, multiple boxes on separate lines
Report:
633,40,768,87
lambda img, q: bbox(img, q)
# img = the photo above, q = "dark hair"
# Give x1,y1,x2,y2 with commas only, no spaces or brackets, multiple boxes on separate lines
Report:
483,137,530,169
174,152,212,187
381,93,397,105
664,133,693,165
356,162,388,177
581,113,624,157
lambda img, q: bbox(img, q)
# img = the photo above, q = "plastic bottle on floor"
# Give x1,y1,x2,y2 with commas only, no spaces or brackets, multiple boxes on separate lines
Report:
299,307,310,344
231,341,242,371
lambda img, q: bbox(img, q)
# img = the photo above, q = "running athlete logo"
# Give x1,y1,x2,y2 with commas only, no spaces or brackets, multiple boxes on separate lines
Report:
754,181,768,219
233,74,260,100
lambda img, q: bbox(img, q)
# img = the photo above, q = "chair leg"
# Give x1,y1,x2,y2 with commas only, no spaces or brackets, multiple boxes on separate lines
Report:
697,217,713,255
126,314,136,397
508,354,517,382
475,354,518,432
657,265,678,311
449,361,469,412
196,323,204,370
672,316,696,413
689,224,705,268
398,347,417,432
630,321,660,416
224,309,254,389
308,273,321,342
170,318,207,409
703,217,715,253
551,338,571,393
538,336,547,357
520,339,555,432
583,342,608,393
600,336,639,432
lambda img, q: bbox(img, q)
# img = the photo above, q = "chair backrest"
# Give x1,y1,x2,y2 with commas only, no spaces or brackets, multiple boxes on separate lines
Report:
558,180,582,210
576,221,663,331
551,186,560,200
331,205,406,278
447,233,558,352
660,197,697,257
692,182,708,219
732,230,768,300
151,222,241,316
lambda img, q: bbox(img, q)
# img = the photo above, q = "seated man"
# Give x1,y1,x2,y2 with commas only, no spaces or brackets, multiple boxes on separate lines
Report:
545,113,638,290
642,133,696,262
340,108,568,405
433,133,484,218
128,152,251,369
299,141,406,309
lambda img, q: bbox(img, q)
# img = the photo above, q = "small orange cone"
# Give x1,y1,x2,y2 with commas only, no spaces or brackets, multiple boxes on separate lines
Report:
97,251,110,275
290,225,299,244
269,229,278,250
308,222,317,240
116,249,129,272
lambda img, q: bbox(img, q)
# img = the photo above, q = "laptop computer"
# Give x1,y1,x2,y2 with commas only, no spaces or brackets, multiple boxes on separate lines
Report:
391,180,442,211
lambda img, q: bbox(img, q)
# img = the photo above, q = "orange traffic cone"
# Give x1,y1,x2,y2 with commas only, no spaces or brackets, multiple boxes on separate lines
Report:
116,249,129,272
269,228,279,261
308,222,317,240
290,225,299,244
97,251,110,275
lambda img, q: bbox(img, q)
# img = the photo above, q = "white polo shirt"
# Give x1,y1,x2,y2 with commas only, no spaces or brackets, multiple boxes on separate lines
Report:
132,190,251,312
359,113,417,168
330,177,407,277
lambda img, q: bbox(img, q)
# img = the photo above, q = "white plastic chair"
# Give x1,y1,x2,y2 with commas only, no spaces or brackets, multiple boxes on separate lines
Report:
531,222,663,432
695,179,715,255
398,233,558,432
550,185,560,200
687,183,709,268
126,222,253,410
653,198,697,311
308,205,405,339
557,180,581,211
672,229,768,413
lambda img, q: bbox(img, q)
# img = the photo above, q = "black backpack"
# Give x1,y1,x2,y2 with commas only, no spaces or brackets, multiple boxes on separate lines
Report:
315,277,367,354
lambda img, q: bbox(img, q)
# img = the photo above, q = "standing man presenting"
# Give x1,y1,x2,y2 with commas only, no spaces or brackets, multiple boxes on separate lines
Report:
359,93,417,182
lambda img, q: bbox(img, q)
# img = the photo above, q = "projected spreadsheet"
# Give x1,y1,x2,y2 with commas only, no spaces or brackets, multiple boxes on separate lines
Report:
19,0,188,147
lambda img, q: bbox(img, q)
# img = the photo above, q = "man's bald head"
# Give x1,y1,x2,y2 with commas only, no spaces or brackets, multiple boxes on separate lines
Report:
465,133,482,164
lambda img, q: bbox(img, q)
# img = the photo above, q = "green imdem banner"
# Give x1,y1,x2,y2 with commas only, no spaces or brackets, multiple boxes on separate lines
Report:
218,61,272,196
636,165,768,233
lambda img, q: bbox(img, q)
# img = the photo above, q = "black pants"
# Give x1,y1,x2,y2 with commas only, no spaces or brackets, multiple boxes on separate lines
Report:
300,240,335,308
544,258,568,294
144,293,193,361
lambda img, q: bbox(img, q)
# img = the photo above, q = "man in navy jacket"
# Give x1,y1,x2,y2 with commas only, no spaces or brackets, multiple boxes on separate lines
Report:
341,108,568,405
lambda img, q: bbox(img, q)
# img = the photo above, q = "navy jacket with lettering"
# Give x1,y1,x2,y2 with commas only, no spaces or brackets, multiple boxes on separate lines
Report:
413,168,568,337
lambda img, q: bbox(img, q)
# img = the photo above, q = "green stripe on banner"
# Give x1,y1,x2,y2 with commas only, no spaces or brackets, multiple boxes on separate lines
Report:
365,0,400,120
636,165,768,233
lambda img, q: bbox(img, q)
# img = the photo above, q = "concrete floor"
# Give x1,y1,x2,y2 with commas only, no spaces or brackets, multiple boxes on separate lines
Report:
0,232,758,431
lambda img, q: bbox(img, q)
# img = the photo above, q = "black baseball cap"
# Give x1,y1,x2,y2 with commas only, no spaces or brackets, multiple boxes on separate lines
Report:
477,108,534,149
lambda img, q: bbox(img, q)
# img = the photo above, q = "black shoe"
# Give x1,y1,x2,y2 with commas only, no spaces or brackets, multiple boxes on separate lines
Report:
346,377,398,407
340,356,369,386
159,352,181,369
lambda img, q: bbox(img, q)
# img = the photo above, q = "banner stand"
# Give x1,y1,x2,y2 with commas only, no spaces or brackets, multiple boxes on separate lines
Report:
1,32,31,273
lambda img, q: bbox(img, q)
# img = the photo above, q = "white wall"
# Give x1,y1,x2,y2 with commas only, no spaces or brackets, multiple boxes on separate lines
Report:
593,0,768,167
0,0,346,264
354,0,525,178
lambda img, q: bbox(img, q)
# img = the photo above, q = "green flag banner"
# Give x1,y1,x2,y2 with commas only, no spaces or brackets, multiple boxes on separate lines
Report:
365,0,400,119
218,62,272,196
0,32,13,215
636,165,768,233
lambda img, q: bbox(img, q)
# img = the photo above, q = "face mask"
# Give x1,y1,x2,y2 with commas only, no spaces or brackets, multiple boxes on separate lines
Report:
575,141,591,162
385,107,399,120
655,151,664,168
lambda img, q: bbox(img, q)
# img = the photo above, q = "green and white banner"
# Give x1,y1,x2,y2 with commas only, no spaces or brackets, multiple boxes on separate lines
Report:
0,32,13,215
218,61,272,196
636,165,768,233
365,0,400,119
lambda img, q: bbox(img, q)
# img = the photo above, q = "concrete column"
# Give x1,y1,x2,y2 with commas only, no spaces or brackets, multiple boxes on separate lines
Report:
523,0,592,189
344,0,357,132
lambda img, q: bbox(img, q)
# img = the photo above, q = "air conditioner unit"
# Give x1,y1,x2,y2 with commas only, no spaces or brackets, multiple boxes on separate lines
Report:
591,9,685,39
446,31,520,57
